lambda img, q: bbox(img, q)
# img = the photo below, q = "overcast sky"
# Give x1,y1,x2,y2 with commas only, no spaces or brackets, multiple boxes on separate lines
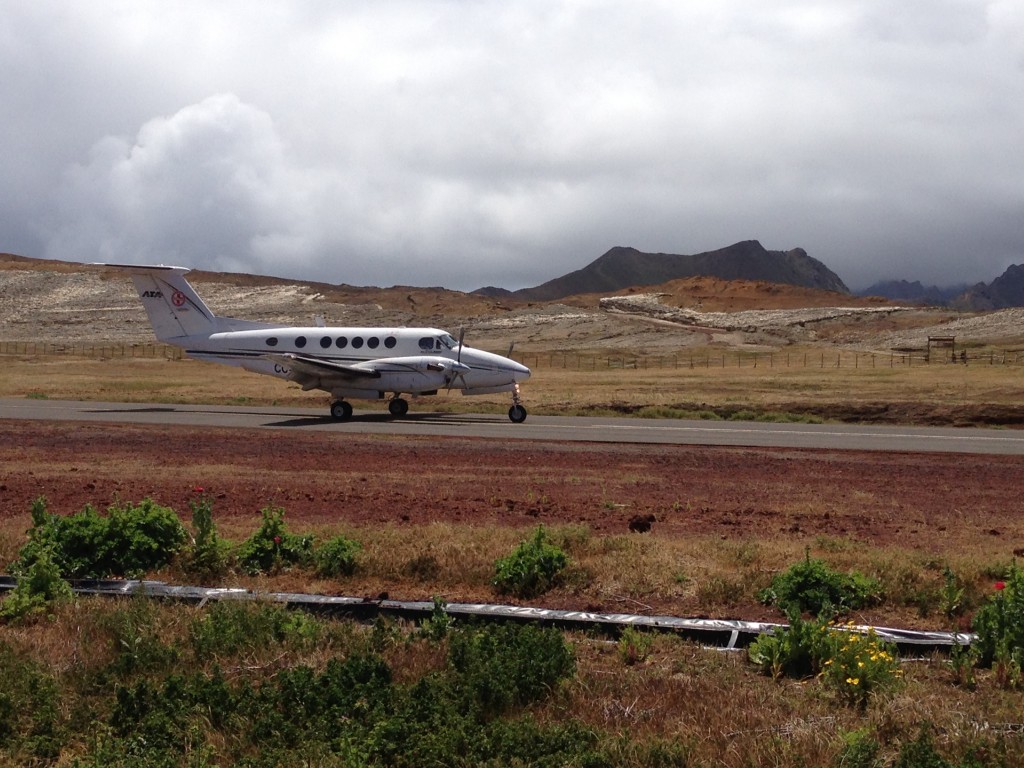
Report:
2,1,1022,292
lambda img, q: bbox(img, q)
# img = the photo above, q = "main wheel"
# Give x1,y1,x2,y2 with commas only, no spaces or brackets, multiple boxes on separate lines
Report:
388,397,409,417
330,400,353,421
508,404,527,423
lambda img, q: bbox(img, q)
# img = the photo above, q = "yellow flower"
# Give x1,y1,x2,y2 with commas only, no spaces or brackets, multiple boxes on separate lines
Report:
847,677,859,685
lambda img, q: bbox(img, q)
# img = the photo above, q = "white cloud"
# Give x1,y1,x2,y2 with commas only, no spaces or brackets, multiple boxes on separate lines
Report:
3,0,1023,291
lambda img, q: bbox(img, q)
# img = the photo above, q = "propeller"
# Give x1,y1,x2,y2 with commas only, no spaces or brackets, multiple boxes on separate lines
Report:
447,327,468,392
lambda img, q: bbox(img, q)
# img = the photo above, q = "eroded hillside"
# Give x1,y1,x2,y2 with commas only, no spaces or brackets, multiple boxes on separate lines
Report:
2,255,1022,353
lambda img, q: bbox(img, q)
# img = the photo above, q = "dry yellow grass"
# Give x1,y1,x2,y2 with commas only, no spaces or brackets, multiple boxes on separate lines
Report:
1,350,1022,419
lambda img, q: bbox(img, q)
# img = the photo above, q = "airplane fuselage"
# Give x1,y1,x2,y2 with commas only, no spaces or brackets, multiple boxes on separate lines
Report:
182,326,529,398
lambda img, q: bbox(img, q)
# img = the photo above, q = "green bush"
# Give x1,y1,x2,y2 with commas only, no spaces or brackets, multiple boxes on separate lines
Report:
818,624,903,709
834,729,882,768
179,495,230,582
0,643,64,759
313,534,361,578
618,625,653,666
759,551,881,617
492,526,568,598
236,506,314,575
750,614,902,708
105,499,187,577
0,545,74,624
748,611,834,680
447,622,576,716
972,562,1024,678
12,496,186,579
190,601,321,660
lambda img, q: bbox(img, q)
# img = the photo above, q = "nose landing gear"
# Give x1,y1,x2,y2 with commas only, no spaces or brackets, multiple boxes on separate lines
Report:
508,384,527,423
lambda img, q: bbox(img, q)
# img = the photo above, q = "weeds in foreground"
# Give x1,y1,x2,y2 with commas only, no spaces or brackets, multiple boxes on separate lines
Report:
758,548,881,617
492,525,568,598
748,613,903,709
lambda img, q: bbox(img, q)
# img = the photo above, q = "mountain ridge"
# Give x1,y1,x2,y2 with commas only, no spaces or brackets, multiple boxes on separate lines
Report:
497,240,849,302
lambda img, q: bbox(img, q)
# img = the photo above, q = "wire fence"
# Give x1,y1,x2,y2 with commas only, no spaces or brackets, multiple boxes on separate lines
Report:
2,341,1022,369
0,341,185,359
515,350,1024,370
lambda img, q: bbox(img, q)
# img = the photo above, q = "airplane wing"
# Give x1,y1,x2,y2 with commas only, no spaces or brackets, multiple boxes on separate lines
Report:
264,353,382,381
262,353,466,388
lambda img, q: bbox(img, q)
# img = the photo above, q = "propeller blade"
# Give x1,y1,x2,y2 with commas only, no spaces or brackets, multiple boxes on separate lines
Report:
507,340,515,358
457,327,465,365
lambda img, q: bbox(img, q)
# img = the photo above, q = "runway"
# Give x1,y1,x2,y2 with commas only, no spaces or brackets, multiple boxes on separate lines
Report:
3,397,1024,455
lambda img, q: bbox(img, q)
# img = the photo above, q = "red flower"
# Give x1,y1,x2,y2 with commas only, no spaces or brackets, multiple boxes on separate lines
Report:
273,536,282,545
192,486,205,493
995,581,1006,591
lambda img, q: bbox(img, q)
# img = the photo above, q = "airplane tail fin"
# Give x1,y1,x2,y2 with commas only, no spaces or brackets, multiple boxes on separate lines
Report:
116,265,219,341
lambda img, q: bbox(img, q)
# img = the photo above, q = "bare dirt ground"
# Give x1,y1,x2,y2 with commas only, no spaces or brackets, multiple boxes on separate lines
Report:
3,419,1023,625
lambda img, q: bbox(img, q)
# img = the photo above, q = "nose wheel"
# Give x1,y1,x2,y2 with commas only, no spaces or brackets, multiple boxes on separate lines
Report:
508,385,527,423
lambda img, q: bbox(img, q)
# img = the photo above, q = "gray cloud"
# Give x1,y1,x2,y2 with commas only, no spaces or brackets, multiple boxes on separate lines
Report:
3,1,1023,292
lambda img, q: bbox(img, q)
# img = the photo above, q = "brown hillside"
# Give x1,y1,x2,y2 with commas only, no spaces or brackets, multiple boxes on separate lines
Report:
558,275,897,312
2,253,893,315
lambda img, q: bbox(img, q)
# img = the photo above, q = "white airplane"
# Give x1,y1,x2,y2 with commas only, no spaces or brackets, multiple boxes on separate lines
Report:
111,265,531,422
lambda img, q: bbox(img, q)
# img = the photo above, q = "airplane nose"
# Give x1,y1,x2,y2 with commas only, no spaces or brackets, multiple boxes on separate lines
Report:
511,360,531,382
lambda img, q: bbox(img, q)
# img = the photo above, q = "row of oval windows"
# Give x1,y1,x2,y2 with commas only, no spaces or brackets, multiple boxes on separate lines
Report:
265,335,402,350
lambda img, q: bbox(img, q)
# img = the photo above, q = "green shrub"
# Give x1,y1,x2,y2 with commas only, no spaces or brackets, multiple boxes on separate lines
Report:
447,622,576,716
971,562,1024,684
313,534,361,578
492,526,568,598
102,599,180,678
0,545,74,624
834,728,882,768
12,496,186,579
105,499,187,577
818,624,903,709
617,625,653,666
236,506,313,575
190,601,321,660
748,611,834,680
180,495,230,582
750,614,903,708
759,550,881,617
0,643,64,759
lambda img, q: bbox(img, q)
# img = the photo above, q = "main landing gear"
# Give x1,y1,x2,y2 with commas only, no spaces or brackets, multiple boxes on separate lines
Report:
388,396,409,417
508,384,527,423
329,400,353,421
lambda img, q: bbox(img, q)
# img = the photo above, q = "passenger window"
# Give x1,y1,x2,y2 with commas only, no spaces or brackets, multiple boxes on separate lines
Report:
335,337,348,348
295,336,307,349
319,336,331,349
352,336,364,349
384,337,397,349
266,337,278,347
418,336,433,352
367,337,380,349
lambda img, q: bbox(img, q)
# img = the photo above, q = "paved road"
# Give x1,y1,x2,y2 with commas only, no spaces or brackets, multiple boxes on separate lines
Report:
3,397,1024,455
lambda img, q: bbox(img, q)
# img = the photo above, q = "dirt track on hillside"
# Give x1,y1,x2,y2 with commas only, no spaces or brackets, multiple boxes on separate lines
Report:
3,420,1024,623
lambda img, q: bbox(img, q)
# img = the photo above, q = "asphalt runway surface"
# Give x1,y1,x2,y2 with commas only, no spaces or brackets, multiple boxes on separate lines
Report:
3,397,1024,455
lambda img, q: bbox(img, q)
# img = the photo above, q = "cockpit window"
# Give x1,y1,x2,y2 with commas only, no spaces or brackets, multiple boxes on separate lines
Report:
438,333,458,349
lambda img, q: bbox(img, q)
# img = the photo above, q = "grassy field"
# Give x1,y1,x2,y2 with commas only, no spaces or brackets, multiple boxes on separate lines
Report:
4,351,1024,765
1,349,1023,421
